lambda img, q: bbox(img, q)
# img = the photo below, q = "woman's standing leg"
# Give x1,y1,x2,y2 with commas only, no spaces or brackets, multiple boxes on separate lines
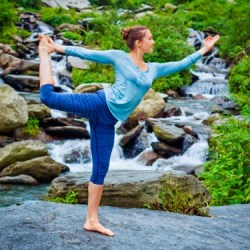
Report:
84,120,116,236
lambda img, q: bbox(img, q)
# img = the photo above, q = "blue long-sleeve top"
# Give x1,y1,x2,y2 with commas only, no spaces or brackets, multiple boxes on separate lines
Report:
65,47,202,122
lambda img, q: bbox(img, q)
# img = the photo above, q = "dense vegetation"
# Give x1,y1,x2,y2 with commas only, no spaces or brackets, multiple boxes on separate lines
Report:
0,0,249,207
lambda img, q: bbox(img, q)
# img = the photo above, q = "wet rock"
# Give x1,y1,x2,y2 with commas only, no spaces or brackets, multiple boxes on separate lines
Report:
3,74,40,92
63,146,91,164
45,126,90,139
0,140,48,172
183,125,199,139
0,174,39,185
40,117,87,128
163,103,182,117
182,134,198,153
118,114,139,134
137,150,161,166
152,122,185,147
192,94,207,100
0,54,39,76
133,89,165,120
202,113,221,125
0,84,28,133
28,104,51,120
119,125,144,148
0,156,68,183
0,136,15,148
166,90,179,98
119,125,149,158
151,142,181,158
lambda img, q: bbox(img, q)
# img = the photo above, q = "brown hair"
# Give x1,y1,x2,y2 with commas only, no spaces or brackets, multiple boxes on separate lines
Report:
121,25,149,50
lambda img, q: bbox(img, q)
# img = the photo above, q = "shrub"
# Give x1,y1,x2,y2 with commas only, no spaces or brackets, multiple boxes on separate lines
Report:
23,117,40,136
45,190,79,204
199,118,250,205
146,176,210,216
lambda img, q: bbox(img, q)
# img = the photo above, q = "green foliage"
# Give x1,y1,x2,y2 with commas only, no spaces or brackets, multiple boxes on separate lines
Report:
40,7,76,27
219,0,250,58
147,177,210,216
0,0,17,43
45,190,79,204
229,56,250,95
89,0,142,9
199,118,250,205
62,31,83,42
23,117,40,136
228,56,250,117
10,0,43,9
72,65,114,86
16,29,32,39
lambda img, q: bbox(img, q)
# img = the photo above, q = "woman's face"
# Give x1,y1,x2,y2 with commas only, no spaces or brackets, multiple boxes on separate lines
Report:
139,29,155,53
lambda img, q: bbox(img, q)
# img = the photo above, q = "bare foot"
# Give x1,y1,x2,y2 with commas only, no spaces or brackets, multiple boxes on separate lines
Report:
83,220,114,237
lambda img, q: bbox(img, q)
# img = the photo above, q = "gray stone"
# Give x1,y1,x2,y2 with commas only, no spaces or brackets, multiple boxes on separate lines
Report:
133,89,165,120
0,156,67,183
28,104,51,120
0,84,28,133
0,174,39,185
47,170,209,208
0,140,48,172
42,0,90,10
0,201,249,249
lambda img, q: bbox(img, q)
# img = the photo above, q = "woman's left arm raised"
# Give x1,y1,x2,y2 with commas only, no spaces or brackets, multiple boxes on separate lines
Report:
154,35,220,79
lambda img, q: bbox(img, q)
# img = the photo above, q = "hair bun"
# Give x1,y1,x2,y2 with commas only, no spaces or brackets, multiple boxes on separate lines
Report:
121,28,130,40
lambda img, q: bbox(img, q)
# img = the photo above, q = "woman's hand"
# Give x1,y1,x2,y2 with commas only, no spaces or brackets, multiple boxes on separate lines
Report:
38,34,55,54
199,34,220,55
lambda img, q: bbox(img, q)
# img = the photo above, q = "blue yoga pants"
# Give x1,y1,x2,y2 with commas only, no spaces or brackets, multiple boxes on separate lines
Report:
40,84,118,185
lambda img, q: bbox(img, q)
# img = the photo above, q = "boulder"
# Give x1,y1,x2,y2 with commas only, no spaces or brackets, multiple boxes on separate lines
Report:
137,150,161,166
41,0,91,10
202,113,221,125
163,103,182,117
55,24,83,34
0,174,39,185
133,89,165,120
3,74,40,92
28,104,51,120
152,121,185,147
151,142,181,158
0,156,68,183
47,170,210,208
0,54,39,75
74,83,104,93
40,117,87,128
0,140,48,172
45,126,90,139
67,56,89,71
0,84,28,133
118,114,139,134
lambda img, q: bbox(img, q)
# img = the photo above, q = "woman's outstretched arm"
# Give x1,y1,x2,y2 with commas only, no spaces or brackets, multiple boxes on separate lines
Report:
46,36,116,64
153,35,220,79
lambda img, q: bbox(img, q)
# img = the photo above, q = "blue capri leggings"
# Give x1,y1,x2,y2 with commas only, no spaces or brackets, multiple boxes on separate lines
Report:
40,84,118,185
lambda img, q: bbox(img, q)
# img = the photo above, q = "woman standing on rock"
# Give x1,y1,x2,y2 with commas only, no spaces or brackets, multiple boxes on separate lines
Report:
38,26,219,236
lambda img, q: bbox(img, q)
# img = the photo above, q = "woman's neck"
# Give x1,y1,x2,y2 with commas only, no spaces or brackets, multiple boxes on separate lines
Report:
129,50,145,63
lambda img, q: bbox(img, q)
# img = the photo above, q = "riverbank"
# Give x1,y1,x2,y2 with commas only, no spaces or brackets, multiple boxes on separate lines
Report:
0,201,249,249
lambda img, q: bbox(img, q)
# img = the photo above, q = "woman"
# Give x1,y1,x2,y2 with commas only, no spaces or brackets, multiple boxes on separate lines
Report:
39,26,220,236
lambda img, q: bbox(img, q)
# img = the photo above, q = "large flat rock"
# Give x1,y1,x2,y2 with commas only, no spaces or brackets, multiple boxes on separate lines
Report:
0,201,249,249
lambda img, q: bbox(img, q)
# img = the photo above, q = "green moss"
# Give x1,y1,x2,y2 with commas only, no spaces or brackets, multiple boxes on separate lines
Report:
45,190,79,204
23,117,40,136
